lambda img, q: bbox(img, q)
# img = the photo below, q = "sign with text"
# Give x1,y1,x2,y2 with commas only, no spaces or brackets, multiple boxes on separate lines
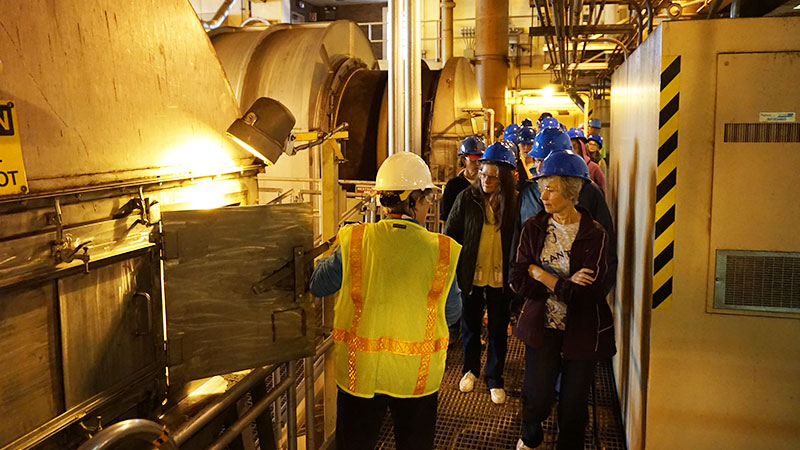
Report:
0,101,28,196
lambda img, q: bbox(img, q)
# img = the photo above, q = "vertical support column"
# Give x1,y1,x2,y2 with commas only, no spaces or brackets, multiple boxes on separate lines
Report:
388,0,406,155
441,1,455,64
406,0,422,154
475,0,508,126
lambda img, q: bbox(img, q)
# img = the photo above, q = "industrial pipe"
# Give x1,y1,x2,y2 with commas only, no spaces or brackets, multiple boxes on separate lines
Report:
730,0,741,17
202,0,236,30
76,419,178,450
441,1,455,64
706,0,723,18
388,0,405,155
475,0,509,126
406,0,423,154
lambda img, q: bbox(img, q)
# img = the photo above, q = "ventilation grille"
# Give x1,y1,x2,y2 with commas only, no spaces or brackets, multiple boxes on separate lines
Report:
724,123,800,143
715,250,800,314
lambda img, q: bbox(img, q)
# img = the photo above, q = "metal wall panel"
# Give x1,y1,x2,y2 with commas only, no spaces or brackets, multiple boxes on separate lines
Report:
613,17,800,450
609,26,663,450
0,282,63,447
57,255,159,408
162,203,315,386
0,0,250,194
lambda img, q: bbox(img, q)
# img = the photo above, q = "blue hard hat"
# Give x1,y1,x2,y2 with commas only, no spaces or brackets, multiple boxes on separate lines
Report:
521,118,533,127
541,117,560,130
534,150,590,180
458,136,486,156
589,118,602,129
503,124,521,144
567,127,587,142
587,134,604,149
529,128,572,159
518,126,537,145
479,141,516,168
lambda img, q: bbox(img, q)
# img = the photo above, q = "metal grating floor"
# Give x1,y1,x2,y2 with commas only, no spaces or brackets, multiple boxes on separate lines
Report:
374,329,627,450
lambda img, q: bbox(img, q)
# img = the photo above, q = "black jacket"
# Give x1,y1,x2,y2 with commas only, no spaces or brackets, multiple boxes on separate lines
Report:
444,188,516,294
510,206,616,360
440,173,472,222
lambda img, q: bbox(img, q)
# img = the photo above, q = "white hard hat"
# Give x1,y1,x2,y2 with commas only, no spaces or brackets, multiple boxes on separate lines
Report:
374,152,438,191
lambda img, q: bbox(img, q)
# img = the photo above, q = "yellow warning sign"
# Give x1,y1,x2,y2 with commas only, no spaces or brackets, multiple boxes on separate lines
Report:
0,100,28,196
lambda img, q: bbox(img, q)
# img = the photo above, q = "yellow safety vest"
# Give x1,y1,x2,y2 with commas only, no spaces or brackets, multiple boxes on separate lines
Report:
333,219,461,398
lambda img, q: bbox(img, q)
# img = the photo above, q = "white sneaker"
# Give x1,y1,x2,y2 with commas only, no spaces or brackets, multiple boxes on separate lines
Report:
490,388,506,404
516,438,535,450
459,371,477,392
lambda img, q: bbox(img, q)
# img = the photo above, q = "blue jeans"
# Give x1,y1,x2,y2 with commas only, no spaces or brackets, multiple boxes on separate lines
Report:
520,328,595,450
460,285,511,389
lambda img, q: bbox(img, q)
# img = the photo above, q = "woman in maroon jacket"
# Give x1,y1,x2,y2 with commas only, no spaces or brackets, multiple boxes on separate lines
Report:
510,150,616,450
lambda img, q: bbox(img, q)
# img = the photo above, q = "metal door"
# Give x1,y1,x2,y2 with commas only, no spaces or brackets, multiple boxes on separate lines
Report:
161,203,315,386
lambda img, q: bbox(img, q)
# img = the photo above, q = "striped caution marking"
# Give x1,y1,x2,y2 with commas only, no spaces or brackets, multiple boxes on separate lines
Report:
654,56,680,310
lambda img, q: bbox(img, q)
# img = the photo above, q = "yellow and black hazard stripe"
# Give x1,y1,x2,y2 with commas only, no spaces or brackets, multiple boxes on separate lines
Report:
152,425,170,447
654,55,680,310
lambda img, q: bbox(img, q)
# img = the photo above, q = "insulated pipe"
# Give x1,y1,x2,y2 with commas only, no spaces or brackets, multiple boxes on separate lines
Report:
441,1,455,64
475,0,509,126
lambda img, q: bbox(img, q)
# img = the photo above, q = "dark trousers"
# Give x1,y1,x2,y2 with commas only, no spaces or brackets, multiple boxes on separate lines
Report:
335,390,438,450
461,285,511,389
520,328,596,450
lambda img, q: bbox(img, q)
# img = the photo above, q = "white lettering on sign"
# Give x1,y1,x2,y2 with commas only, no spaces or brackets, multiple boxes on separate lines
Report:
0,100,29,196
758,112,796,123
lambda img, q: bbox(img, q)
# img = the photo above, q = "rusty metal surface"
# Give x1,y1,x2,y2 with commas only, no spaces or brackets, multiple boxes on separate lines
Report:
0,0,250,194
58,255,159,408
428,57,485,181
162,203,315,386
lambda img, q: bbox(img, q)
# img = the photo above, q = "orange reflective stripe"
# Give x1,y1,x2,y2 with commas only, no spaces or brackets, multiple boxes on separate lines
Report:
413,234,451,395
332,328,449,355
346,224,367,392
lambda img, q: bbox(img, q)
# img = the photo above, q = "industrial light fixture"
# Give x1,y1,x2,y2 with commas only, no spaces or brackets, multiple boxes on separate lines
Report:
226,97,296,165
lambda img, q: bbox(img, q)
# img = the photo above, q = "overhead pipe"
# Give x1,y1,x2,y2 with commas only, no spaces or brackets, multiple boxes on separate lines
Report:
202,0,236,30
441,1,455,64
475,0,509,126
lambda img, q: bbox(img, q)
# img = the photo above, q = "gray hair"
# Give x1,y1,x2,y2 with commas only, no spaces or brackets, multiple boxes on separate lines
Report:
537,175,583,205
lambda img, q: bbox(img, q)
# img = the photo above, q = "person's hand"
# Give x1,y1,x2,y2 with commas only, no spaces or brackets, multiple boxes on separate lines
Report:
569,268,596,286
528,264,542,280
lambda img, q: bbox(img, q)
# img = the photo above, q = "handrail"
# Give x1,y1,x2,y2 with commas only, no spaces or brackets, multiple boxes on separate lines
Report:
76,419,178,450
172,365,278,446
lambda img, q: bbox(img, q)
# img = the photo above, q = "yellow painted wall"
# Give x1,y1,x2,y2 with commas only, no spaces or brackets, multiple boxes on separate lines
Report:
612,17,800,450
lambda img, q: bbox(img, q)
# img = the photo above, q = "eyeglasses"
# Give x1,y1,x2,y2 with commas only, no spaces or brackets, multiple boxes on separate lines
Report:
478,172,499,181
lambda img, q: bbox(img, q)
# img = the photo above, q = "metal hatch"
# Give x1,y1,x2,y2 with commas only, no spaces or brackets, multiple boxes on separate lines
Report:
160,203,315,386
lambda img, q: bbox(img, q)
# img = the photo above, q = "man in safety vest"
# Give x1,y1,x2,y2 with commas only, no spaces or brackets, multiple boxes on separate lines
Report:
310,152,463,450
